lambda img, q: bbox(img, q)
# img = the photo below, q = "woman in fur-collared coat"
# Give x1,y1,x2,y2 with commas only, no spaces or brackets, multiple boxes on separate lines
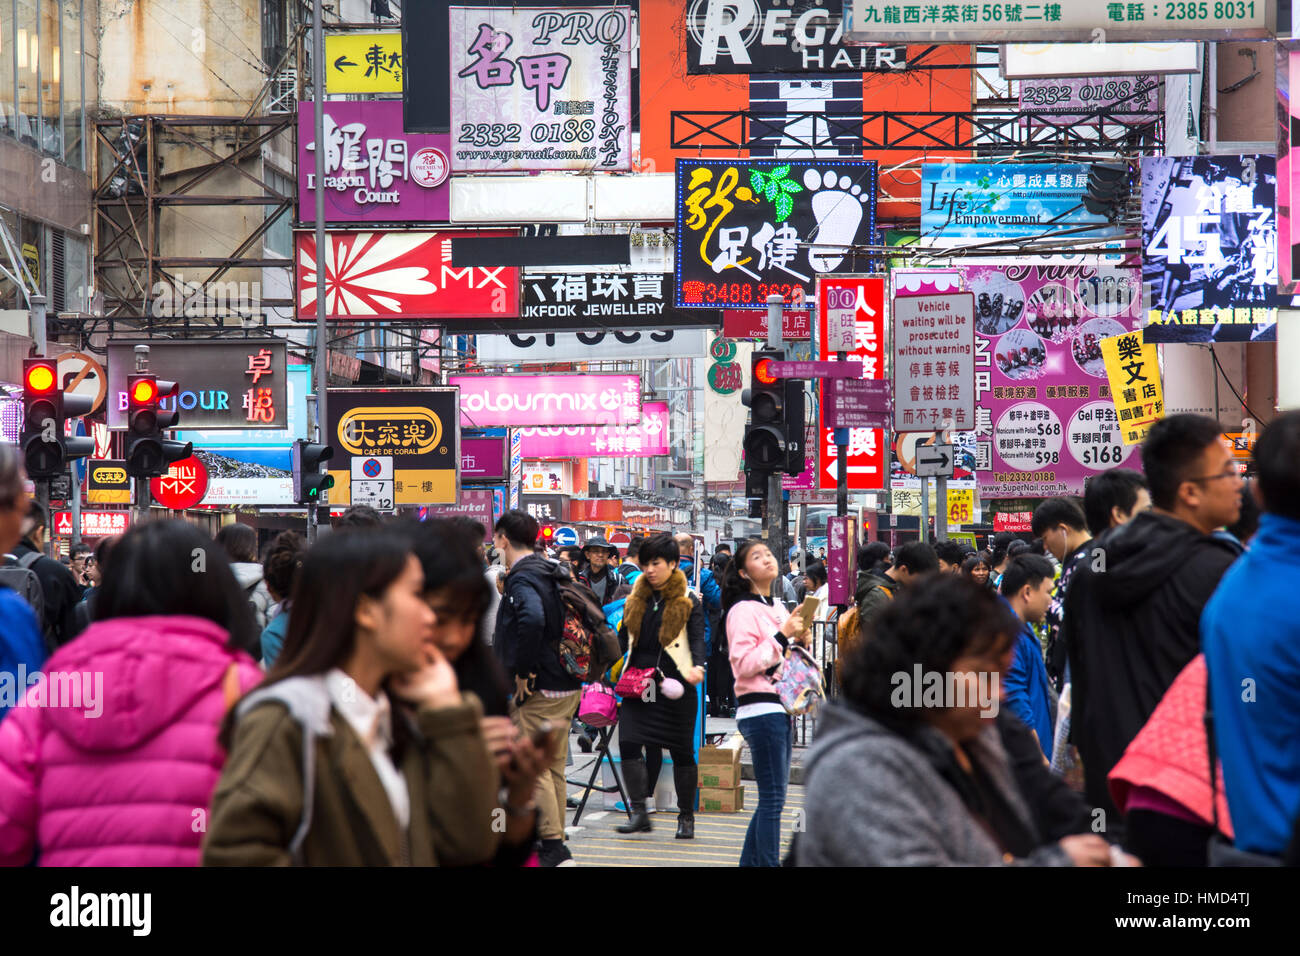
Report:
614,534,707,839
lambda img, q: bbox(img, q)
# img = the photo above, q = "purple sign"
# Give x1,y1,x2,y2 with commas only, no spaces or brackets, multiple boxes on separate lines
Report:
461,437,508,482
423,488,495,541
782,424,818,491
450,374,641,428
769,360,862,379
827,515,858,607
518,402,669,458
824,379,891,429
298,101,451,223
1019,75,1159,126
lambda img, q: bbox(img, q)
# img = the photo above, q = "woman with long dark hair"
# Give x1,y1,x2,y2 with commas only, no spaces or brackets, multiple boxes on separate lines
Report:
0,519,263,865
722,539,809,866
203,528,501,866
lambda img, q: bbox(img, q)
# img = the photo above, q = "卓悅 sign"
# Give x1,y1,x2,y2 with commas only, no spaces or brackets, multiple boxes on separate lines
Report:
107,339,287,431
518,273,671,324
298,102,450,224
921,162,1119,249
1100,330,1165,445
517,401,670,459
461,436,509,482
817,276,887,491
892,292,976,433
476,327,707,363
1141,155,1278,343
845,0,1271,43
326,389,459,506
325,32,403,94
687,0,907,74
676,160,877,309
448,6,632,172
150,456,209,511
295,230,520,320
54,511,130,538
722,308,812,340
449,373,641,428
87,460,131,505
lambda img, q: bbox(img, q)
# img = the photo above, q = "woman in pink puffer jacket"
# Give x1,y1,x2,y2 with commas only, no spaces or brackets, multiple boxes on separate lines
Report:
0,521,261,866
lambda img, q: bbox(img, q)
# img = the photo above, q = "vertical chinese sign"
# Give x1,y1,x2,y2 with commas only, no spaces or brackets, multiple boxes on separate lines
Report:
817,276,887,491
1100,331,1165,445
448,6,633,171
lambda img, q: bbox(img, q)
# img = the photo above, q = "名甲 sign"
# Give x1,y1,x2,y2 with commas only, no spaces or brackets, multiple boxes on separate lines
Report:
892,292,976,433
325,33,403,94
448,6,632,171
326,389,459,506
676,160,877,309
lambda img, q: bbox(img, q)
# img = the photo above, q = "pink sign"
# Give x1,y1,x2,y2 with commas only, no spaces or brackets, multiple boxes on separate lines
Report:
298,102,450,223
422,489,495,542
723,309,811,340
518,402,669,458
450,374,641,428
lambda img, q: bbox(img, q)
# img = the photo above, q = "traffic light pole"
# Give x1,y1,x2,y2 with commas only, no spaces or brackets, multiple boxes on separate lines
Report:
305,394,319,544
311,0,329,474
36,480,51,558
764,295,786,605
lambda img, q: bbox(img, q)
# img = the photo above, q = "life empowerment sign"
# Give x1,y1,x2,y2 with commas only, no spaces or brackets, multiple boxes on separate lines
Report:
448,6,632,171
892,293,976,433
298,102,450,224
448,373,641,428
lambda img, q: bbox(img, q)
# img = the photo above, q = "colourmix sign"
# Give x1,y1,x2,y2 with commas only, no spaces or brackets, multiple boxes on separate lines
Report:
448,373,642,428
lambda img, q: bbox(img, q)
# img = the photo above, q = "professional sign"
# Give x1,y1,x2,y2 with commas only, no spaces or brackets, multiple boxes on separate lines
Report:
677,159,877,308
295,230,520,320
298,102,450,224
1100,330,1165,445
476,328,707,363
1141,155,1278,342
687,0,906,73
326,388,459,506
449,373,641,428
921,162,1118,248
518,272,672,323
845,0,1271,42
54,511,130,538
150,457,209,511
107,340,287,431
1018,75,1160,125
518,401,671,459
87,460,131,505
448,6,632,171
461,436,509,482
892,292,976,433
325,32,404,94
816,276,887,491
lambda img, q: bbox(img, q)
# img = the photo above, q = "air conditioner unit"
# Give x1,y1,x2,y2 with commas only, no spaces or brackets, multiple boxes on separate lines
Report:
268,70,297,114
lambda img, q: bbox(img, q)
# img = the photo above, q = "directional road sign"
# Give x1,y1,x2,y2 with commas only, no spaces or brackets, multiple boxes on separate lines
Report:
916,443,956,478
768,360,863,379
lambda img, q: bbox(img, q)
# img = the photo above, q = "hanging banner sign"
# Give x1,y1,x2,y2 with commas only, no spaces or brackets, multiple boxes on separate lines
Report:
1100,330,1165,445
298,102,450,224
461,436,509,482
676,159,877,309
687,0,907,73
518,272,671,322
295,230,520,320
477,328,707,362
1018,75,1160,125
844,1,1271,43
324,33,404,94
519,402,669,459
87,460,131,505
816,276,887,492
448,6,632,172
1141,155,1278,343
450,373,642,428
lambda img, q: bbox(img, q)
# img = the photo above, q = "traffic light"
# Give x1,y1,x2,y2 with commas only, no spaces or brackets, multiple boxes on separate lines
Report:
292,440,334,504
125,374,192,478
742,350,786,475
1083,163,1131,221
20,358,94,479
539,525,556,547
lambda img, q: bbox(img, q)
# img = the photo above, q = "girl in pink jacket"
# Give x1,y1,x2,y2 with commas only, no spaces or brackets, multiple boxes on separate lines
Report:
0,520,261,866
723,540,809,867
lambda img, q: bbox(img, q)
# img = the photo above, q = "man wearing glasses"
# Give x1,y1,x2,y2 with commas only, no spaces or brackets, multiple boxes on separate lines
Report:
1063,415,1243,844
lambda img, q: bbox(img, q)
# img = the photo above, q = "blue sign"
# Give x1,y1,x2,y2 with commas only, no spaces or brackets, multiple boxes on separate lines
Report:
553,527,579,547
921,162,1118,247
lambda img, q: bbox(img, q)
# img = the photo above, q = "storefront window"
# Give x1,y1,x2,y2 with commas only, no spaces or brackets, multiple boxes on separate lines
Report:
15,0,34,149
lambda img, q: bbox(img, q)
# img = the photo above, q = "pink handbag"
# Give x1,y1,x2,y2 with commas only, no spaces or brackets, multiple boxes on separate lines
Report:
578,682,618,728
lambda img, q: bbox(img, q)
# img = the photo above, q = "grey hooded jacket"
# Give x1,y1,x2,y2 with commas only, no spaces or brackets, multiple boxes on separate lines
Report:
795,703,1071,866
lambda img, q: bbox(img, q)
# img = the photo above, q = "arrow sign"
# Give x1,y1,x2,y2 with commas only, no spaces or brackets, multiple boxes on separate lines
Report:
334,56,357,71
768,360,863,379
916,443,955,478
824,459,881,483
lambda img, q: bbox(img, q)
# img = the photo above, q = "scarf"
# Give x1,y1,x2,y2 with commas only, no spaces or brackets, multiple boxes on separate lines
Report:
622,569,694,649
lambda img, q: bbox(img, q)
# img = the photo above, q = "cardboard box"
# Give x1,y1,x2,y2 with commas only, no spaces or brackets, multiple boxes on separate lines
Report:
700,735,743,773
698,763,742,789
699,786,745,813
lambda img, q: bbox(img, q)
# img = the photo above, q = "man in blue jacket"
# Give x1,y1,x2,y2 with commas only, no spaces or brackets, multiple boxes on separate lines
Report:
999,554,1057,758
0,445,44,721
1203,411,1300,858
675,533,721,654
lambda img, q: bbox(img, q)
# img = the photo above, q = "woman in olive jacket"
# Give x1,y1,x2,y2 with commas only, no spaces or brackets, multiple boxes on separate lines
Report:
203,528,520,867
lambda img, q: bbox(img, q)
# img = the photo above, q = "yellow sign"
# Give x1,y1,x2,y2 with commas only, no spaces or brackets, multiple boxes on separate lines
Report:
892,485,980,527
324,33,403,93
946,489,975,527
1100,330,1164,446
336,407,442,456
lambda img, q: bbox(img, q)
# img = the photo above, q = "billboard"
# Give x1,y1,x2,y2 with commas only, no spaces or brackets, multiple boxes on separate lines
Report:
1280,43,1299,294
518,272,673,322
298,102,450,224
675,159,877,308
816,276,887,491
1141,155,1278,342
448,6,632,171
449,373,642,428
1017,76,1160,126
686,0,907,73
295,230,520,320
324,32,404,94
107,340,287,431
325,389,460,506
177,365,311,471
518,401,670,458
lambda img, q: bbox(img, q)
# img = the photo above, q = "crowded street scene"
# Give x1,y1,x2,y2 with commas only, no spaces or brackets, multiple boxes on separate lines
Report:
0,0,1295,936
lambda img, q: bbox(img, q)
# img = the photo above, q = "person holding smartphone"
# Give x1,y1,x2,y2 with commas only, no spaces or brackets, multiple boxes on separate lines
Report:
722,540,810,867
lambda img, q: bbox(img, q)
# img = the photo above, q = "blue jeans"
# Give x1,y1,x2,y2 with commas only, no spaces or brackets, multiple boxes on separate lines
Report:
738,713,792,867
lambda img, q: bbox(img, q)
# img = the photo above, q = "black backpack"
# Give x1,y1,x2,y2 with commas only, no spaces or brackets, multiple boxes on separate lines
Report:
0,552,46,641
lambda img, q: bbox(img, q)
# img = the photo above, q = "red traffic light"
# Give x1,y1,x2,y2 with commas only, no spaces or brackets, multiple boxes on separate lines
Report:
24,361,56,394
540,525,555,541
754,358,778,385
130,378,158,405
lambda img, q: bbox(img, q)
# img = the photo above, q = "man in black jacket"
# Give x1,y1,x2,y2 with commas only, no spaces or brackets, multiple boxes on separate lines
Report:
1065,415,1242,842
577,536,621,605
13,502,82,651
492,509,581,867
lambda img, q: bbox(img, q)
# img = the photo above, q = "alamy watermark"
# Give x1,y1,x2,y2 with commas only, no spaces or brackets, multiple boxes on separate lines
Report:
0,666,104,718
890,665,1000,718
150,273,262,319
